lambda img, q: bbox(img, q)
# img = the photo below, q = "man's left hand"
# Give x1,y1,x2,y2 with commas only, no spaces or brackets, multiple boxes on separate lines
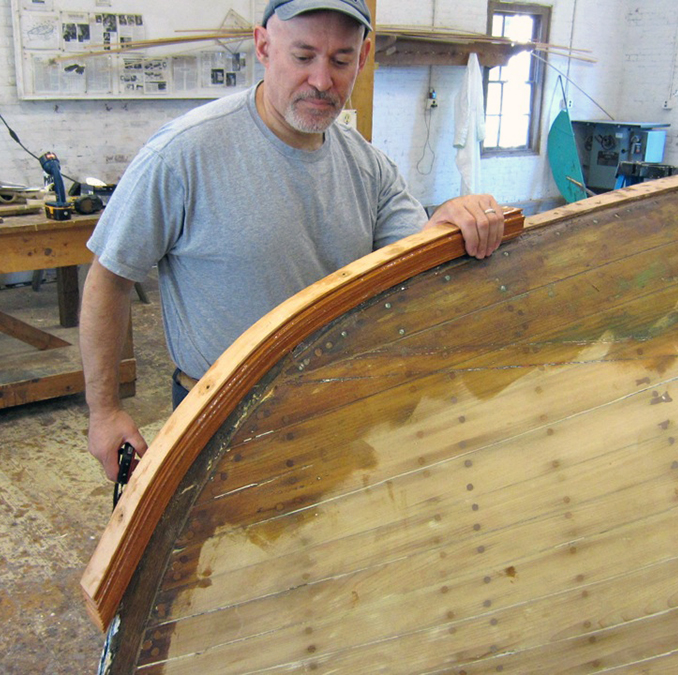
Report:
425,195,504,259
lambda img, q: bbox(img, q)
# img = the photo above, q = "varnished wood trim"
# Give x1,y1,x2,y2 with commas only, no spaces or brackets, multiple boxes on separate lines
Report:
81,209,525,630
525,174,678,230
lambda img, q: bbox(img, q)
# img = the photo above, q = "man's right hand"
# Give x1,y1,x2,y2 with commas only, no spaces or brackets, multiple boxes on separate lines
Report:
80,258,143,482
88,408,148,482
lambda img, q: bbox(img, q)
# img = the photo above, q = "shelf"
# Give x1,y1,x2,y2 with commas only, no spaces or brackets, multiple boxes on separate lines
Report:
375,33,528,67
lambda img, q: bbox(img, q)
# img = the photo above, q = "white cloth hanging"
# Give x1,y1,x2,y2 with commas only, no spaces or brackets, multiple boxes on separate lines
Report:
454,53,486,196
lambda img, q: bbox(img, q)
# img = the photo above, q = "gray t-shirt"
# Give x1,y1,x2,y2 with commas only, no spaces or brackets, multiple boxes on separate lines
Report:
88,84,427,378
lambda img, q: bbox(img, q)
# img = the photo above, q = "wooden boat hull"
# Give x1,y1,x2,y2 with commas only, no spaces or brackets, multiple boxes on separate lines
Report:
86,178,678,674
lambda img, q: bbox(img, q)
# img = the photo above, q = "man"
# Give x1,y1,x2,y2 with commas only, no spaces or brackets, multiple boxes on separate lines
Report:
80,0,504,481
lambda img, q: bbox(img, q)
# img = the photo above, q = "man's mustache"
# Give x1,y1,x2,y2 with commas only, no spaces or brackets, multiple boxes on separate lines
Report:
293,91,340,107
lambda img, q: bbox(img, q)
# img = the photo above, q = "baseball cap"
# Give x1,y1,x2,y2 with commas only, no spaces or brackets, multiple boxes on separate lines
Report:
262,0,373,33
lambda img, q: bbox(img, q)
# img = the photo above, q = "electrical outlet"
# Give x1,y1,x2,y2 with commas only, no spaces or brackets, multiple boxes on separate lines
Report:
339,109,358,128
663,100,673,110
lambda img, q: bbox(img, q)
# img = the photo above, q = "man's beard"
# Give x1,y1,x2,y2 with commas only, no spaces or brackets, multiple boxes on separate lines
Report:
285,90,342,134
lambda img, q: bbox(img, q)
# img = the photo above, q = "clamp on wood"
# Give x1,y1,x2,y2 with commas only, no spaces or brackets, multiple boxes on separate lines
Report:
113,443,136,508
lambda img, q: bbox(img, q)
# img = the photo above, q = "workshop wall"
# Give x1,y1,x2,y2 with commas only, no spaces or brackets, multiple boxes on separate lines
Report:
620,2,678,165
0,0,674,208
373,0,630,208
0,0,202,188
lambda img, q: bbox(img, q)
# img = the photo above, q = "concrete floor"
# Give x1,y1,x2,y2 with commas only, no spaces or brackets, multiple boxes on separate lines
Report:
0,269,173,674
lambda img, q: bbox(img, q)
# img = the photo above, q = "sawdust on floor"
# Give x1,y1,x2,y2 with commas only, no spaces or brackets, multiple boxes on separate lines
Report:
0,267,173,674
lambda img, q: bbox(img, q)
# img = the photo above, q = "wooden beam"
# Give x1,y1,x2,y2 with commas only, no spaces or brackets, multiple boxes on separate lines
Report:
0,349,136,409
56,266,80,328
351,0,377,141
375,35,526,67
0,310,70,350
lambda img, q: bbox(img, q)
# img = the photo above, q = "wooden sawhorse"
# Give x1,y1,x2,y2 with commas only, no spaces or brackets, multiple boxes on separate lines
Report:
0,211,136,408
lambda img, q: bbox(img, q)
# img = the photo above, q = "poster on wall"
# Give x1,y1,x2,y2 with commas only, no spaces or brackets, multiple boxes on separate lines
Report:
11,0,255,99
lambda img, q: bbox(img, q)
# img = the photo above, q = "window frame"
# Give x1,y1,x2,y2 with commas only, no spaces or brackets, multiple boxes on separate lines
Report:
482,1,551,157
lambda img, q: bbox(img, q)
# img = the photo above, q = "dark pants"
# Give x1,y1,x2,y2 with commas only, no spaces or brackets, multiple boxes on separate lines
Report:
171,368,190,409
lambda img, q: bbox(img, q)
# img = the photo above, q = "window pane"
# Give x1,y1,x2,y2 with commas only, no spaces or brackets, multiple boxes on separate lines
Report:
484,115,500,148
484,4,550,154
503,82,532,115
504,51,532,82
499,113,530,147
486,82,503,115
503,14,534,42
487,64,502,82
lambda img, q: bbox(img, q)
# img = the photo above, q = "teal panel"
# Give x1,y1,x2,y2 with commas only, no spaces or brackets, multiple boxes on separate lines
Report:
548,109,588,203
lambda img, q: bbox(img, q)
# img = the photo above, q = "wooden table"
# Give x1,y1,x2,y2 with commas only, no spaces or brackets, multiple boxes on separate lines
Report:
0,210,136,408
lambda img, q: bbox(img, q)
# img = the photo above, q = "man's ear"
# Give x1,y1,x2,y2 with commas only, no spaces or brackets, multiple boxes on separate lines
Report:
253,25,270,66
357,37,372,72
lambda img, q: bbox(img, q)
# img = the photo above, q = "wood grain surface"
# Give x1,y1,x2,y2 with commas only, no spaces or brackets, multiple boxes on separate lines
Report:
0,213,97,273
82,209,525,632
87,178,678,673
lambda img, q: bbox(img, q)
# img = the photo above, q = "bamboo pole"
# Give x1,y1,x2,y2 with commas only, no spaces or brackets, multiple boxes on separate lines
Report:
56,23,595,65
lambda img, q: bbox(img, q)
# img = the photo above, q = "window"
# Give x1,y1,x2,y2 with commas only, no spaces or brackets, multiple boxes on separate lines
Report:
483,2,551,154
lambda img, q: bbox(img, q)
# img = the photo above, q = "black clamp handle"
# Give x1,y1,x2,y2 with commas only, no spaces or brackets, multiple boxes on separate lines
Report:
113,442,136,508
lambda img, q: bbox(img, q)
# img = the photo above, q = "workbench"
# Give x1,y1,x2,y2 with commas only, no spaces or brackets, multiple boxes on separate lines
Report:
0,210,135,408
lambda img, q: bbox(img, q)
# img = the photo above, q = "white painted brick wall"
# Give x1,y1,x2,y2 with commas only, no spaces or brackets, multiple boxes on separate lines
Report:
0,0,674,206
373,0,632,206
479,0,629,205
0,0,203,187
620,0,678,164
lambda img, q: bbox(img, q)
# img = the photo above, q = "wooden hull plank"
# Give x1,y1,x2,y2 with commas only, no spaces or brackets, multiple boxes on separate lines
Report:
291,192,677,369
183,343,675,530
141,362,677,661
145,377,677,623
216,252,678,439
141,501,678,661
223,200,678,437
88,181,678,673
